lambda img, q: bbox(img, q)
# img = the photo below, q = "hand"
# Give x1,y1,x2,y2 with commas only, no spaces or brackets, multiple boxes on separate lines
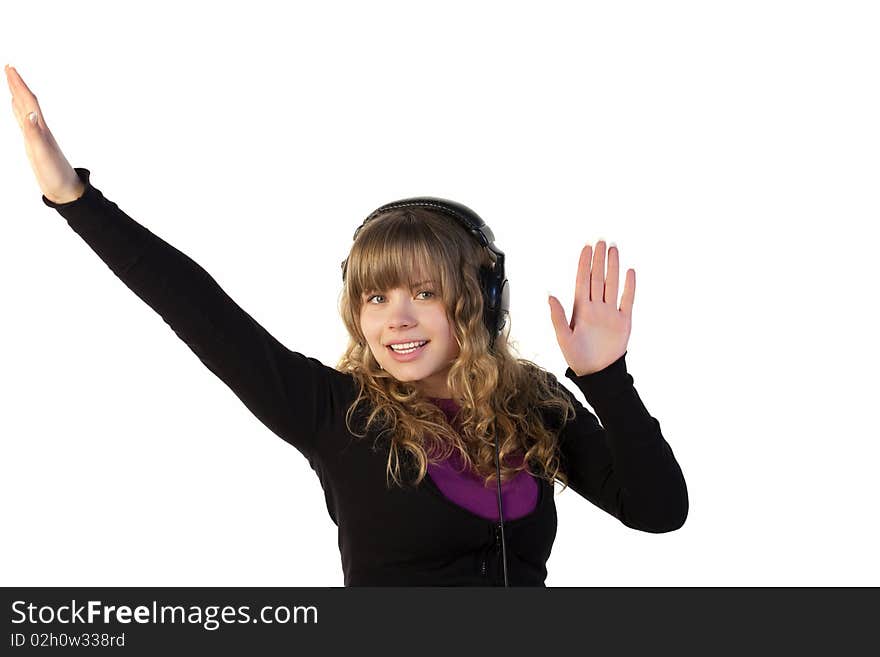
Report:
5,64,84,203
548,240,635,376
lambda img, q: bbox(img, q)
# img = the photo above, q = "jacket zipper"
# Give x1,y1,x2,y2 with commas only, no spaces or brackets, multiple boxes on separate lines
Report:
482,524,502,581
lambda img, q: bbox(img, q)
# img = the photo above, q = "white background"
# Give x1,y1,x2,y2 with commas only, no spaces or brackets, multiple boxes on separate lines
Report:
1,0,878,587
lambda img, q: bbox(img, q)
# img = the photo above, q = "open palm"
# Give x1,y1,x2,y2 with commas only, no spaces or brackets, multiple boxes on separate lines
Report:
548,240,635,376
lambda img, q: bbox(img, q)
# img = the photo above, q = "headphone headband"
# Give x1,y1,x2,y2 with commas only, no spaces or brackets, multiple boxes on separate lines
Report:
358,197,495,246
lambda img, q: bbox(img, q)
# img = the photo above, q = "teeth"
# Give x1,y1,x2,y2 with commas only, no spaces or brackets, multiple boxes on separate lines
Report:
390,341,427,352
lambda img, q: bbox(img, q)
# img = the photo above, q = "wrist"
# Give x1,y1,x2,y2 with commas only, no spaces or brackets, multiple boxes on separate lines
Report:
46,180,85,205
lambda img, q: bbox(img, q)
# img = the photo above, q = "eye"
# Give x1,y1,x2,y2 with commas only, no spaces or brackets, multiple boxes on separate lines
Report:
365,290,436,304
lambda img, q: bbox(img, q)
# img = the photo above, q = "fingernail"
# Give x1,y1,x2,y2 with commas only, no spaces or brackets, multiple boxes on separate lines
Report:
28,112,37,125
609,241,617,249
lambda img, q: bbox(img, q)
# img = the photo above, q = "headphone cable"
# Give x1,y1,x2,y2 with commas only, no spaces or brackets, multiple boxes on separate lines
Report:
494,432,509,587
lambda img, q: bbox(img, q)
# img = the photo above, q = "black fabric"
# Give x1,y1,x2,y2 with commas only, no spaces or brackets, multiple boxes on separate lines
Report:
43,168,689,586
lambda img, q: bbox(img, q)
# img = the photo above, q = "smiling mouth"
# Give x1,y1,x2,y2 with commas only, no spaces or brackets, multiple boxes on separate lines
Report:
387,340,430,356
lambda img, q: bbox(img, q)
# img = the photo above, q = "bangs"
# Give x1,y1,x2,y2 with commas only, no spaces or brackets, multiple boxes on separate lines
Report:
347,211,452,300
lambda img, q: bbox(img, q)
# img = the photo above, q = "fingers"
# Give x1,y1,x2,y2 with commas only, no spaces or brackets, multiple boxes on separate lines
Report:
4,65,18,125
590,240,606,303
621,268,636,316
571,243,591,327
5,65,39,129
605,242,619,306
575,239,624,310
5,64,36,98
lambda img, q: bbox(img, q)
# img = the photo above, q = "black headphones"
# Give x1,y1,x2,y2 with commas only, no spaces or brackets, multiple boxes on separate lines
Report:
340,196,512,587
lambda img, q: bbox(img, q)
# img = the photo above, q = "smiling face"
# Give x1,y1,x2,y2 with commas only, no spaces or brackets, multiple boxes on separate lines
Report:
359,275,461,399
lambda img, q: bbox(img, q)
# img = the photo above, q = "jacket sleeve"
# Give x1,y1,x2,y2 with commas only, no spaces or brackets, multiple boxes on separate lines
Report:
550,351,689,533
42,167,338,463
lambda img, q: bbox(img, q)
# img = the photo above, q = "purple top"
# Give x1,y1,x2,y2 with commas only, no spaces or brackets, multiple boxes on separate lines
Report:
425,397,539,521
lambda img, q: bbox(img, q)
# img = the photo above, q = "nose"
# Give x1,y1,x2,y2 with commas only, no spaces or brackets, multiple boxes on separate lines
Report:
384,293,419,328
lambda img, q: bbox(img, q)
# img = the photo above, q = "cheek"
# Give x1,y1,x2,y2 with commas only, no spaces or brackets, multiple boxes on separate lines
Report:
359,317,375,346
442,320,459,352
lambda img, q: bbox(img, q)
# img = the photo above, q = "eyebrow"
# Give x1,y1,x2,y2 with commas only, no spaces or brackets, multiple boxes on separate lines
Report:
362,280,436,296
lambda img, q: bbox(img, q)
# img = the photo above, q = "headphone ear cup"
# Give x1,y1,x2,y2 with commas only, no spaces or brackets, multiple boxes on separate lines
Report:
479,265,508,341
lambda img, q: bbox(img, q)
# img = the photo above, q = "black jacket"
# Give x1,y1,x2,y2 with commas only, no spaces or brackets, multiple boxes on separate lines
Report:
43,168,689,586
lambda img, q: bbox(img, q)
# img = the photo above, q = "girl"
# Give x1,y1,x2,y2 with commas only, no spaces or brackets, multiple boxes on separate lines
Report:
6,64,688,586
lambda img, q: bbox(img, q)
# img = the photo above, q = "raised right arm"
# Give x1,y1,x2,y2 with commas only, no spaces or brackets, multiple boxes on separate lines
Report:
42,167,339,462
7,65,344,462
